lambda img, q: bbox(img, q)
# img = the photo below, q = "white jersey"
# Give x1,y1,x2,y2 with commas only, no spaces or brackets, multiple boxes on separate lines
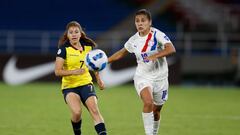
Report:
124,27,172,81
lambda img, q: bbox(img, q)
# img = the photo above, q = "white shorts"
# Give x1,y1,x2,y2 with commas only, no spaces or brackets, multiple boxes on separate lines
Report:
133,76,169,105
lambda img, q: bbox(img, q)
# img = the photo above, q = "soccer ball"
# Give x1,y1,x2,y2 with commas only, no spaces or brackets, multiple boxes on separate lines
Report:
85,49,108,71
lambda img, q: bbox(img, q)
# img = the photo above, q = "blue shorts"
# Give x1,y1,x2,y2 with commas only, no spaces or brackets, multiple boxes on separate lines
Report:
62,84,96,104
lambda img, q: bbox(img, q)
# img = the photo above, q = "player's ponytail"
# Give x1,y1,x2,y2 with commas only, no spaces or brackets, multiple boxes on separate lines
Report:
58,21,97,48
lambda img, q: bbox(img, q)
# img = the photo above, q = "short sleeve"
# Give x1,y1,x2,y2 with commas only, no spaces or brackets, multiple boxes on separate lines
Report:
124,38,134,53
156,30,172,46
56,46,66,59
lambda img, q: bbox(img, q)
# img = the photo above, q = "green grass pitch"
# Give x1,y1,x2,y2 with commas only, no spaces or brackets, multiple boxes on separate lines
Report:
0,82,240,135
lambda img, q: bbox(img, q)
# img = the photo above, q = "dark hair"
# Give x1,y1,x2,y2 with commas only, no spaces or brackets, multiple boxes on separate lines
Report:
58,21,97,47
135,9,152,21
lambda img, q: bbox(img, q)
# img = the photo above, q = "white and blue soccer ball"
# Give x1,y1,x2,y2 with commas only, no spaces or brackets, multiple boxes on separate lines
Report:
86,49,108,71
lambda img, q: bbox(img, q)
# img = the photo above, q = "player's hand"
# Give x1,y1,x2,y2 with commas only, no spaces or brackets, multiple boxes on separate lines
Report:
97,79,105,90
71,68,85,75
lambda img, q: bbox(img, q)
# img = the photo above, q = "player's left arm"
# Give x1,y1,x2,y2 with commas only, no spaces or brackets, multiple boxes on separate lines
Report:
147,43,176,61
94,71,105,90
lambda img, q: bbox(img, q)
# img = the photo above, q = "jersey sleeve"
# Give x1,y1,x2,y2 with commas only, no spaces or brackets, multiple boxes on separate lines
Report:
124,37,134,53
56,46,66,59
156,30,172,47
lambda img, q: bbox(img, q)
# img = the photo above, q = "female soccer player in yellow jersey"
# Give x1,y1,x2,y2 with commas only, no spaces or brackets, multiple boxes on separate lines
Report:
55,21,107,135
108,9,176,135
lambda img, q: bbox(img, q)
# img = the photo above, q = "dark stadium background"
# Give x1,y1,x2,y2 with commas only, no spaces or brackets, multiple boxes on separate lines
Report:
0,1,240,135
0,0,240,86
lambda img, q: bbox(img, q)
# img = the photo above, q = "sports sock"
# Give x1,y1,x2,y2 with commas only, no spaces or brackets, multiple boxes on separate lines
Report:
142,112,154,135
94,122,107,135
71,119,82,135
153,120,160,135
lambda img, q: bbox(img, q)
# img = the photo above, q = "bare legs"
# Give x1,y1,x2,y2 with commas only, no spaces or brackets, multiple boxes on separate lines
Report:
66,93,106,135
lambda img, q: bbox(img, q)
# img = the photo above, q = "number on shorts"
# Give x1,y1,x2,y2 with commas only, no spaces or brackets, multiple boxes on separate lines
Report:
162,90,167,101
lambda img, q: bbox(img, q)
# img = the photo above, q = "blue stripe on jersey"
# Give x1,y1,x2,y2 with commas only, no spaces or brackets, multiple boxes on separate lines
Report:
150,31,157,51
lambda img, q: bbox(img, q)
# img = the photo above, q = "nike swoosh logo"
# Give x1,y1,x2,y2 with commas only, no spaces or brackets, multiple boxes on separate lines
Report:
2,56,136,87
3,56,175,86
100,57,176,87
100,65,136,87
3,56,55,85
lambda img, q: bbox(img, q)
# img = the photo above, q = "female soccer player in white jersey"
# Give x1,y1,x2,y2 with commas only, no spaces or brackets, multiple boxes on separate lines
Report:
108,9,176,135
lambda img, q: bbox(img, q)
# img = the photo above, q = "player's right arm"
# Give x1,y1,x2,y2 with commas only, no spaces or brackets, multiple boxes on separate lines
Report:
108,48,128,64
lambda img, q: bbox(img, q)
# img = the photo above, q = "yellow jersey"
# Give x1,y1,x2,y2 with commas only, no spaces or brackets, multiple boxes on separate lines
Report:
56,40,93,90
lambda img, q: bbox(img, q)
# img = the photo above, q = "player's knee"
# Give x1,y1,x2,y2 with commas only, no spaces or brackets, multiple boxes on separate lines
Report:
143,100,153,109
72,111,81,119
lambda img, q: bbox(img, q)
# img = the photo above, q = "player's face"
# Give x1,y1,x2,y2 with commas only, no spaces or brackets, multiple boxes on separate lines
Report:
67,26,81,45
135,14,152,35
